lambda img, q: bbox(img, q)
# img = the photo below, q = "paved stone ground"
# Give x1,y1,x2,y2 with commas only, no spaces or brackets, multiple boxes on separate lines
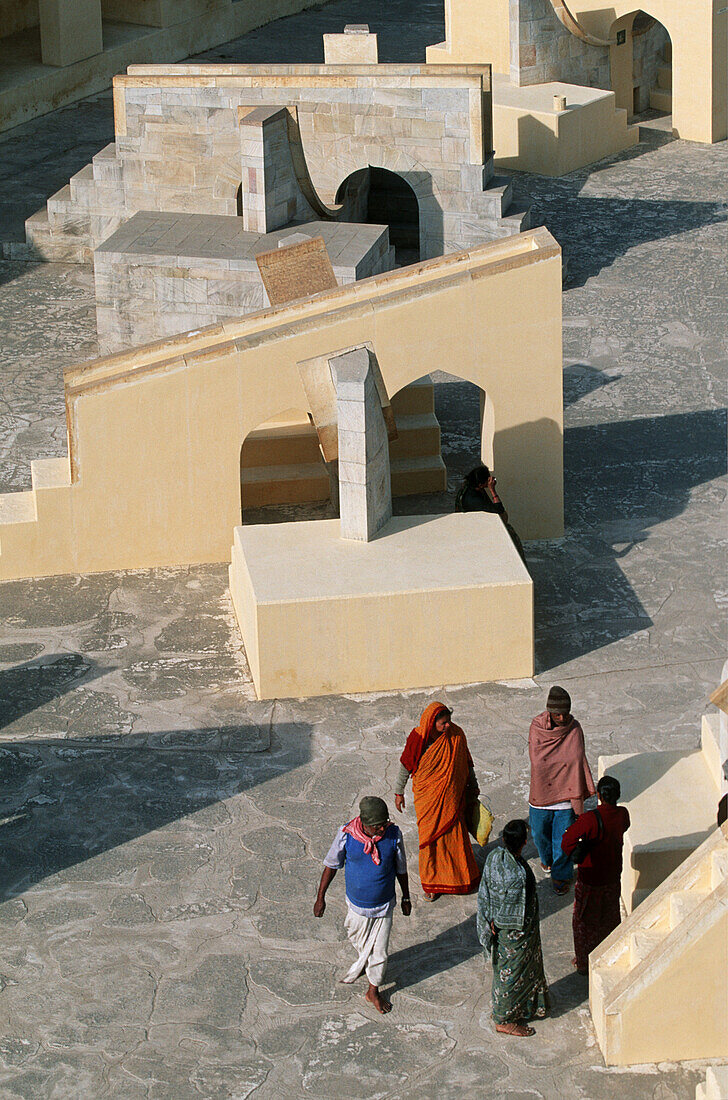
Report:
0,2,726,1097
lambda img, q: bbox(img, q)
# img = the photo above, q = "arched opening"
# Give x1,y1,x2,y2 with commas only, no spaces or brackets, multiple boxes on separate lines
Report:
335,167,420,266
389,371,494,520
240,407,334,526
611,11,672,123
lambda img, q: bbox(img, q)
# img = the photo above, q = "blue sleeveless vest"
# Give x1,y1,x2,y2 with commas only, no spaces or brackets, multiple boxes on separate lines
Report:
344,825,400,910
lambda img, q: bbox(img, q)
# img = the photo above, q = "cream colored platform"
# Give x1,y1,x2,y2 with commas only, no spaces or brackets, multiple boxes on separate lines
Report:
599,717,722,913
492,76,638,177
229,512,533,699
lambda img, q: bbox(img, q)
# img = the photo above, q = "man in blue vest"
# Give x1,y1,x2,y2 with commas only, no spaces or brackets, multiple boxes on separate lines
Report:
314,795,411,1014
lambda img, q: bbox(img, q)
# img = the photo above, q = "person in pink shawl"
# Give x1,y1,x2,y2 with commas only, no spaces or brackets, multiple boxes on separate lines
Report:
528,686,596,895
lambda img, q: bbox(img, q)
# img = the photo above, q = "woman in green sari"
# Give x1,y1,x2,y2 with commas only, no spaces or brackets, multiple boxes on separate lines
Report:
477,819,550,1036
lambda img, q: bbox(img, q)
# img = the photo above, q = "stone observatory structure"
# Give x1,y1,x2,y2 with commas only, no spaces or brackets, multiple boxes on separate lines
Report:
428,0,726,174
25,59,531,264
0,227,564,696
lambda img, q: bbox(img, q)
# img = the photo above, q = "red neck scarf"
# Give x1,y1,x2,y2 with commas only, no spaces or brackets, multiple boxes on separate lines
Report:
342,816,384,864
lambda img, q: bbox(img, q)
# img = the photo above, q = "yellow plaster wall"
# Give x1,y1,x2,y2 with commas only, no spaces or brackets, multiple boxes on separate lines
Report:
427,0,510,74
429,0,727,144
0,229,563,580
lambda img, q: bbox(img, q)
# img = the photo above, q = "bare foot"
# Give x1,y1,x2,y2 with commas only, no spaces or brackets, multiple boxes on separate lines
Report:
495,1022,535,1037
365,986,392,1014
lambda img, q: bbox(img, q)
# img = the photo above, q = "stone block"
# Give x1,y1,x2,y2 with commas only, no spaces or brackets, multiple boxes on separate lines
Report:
229,514,534,699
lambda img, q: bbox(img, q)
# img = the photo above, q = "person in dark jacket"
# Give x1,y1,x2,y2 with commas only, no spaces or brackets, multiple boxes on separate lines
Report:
456,465,526,561
561,774,630,975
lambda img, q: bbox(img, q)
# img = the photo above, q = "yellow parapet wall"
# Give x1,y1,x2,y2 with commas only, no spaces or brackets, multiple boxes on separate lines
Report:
0,228,563,580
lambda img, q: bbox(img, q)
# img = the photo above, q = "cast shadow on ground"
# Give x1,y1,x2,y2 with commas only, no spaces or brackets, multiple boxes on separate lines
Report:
528,407,727,673
387,913,481,993
0,721,313,903
563,363,621,408
0,654,106,729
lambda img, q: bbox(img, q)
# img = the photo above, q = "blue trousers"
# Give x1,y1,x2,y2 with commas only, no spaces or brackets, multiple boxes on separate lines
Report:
529,806,575,884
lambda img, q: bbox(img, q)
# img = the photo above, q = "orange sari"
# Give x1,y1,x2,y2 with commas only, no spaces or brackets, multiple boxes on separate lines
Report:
406,703,480,895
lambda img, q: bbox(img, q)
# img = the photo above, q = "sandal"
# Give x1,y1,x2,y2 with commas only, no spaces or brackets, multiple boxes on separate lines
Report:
553,881,569,895
540,863,551,872
495,1022,535,1037
423,891,440,902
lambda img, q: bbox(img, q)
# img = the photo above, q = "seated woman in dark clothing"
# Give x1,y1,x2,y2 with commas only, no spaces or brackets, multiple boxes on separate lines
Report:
456,465,526,562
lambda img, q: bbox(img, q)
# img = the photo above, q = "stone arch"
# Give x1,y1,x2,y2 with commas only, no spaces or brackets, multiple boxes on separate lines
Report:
335,166,422,264
608,8,672,120
326,151,444,261
239,404,331,524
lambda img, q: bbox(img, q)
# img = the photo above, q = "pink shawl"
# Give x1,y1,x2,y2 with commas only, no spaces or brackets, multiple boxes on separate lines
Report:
528,710,596,806
343,816,381,865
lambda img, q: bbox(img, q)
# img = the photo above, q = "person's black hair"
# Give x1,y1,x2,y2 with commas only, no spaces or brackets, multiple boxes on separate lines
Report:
464,465,490,489
597,775,621,805
502,819,528,854
718,793,727,828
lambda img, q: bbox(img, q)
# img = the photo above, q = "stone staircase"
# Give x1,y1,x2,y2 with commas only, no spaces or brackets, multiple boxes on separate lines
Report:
21,141,530,263
24,143,126,263
649,41,672,114
589,823,728,1066
696,1066,728,1100
241,378,447,509
0,457,74,578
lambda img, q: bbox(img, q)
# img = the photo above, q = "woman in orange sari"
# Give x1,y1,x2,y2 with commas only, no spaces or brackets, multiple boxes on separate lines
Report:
394,702,480,901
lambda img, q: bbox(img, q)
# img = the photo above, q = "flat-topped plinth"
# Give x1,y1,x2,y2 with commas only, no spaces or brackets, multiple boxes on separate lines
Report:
94,212,394,353
230,512,533,699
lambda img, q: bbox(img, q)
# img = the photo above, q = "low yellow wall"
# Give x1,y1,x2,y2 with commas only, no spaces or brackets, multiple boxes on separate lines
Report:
0,229,563,579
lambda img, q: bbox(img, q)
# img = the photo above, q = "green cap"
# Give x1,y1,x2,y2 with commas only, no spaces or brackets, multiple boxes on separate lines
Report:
359,796,389,827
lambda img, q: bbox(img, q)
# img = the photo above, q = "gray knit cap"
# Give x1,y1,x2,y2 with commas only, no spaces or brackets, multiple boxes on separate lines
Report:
547,685,571,714
359,796,389,827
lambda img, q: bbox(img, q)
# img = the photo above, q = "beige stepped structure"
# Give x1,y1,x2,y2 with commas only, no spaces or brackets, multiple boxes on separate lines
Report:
240,378,447,510
18,61,531,265
0,0,334,133
589,822,728,1066
0,229,563,581
600,707,725,914
491,75,637,177
427,0,726,166
696,1066,728,1100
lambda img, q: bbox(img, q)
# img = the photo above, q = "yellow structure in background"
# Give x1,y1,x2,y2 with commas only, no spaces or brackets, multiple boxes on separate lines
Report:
428,0,727,172
0,228,563,581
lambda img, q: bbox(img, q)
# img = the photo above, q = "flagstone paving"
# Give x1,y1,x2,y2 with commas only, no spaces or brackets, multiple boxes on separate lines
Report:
0,1,726,1097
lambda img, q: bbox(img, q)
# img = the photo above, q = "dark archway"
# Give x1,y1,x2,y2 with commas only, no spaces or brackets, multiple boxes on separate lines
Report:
336,167,420,266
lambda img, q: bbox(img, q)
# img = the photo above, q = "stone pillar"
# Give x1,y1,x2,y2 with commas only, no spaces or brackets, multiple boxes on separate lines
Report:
331,347,392,542
323,24,379,64
39,0,102,67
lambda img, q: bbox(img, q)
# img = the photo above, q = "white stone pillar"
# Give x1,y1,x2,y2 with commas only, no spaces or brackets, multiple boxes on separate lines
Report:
40,0,103,67
331,347,392,542
323,24,379,64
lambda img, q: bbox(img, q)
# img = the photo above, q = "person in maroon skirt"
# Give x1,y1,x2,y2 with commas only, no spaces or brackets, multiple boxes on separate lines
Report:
561,775,630,975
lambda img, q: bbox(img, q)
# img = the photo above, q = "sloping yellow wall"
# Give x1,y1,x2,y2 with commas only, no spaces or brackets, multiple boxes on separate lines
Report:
0,229,563,580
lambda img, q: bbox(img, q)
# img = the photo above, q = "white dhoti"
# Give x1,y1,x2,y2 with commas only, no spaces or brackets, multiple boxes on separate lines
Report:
342,903,393,987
